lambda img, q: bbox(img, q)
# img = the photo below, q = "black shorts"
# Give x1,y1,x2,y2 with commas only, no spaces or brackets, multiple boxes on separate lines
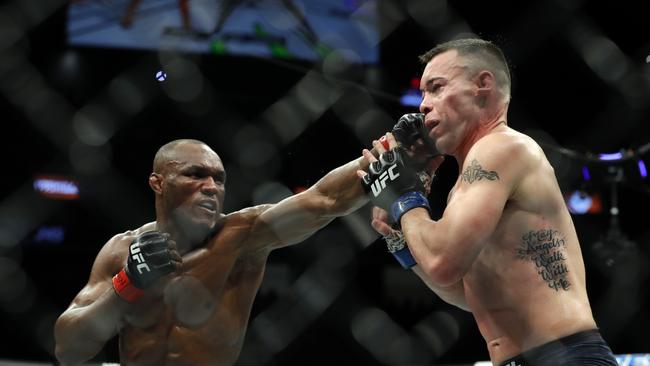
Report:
499,329,618,366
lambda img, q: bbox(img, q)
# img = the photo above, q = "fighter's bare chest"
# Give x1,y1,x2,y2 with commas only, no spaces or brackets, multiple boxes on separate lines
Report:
124,239,246,328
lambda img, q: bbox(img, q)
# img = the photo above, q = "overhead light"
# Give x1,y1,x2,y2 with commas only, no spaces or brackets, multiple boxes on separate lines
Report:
598,152,623,161
33,225,65,245
33,175,80,200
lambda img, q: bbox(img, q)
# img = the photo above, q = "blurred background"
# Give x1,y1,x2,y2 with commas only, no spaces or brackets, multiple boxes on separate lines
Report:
0,0,649,365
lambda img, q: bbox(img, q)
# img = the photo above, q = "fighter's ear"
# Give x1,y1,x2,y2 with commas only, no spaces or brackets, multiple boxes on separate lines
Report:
475,70,496,107
476,70,495,94
149,173,163,195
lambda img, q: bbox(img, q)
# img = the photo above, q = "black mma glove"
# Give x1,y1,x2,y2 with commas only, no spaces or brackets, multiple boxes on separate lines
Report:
392,113,441,167
362,147,432,227
362,148,432,268
112,231,176,302
371,114,439,269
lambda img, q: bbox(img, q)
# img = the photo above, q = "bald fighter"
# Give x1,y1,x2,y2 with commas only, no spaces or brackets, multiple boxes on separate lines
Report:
360,39,618,365
54,139,371,366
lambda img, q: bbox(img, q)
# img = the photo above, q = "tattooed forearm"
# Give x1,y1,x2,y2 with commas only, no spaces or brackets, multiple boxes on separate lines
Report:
517,229,571,291
461,159,500,184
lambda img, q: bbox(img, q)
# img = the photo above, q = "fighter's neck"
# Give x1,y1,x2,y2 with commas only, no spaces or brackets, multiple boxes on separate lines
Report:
153,215,226,254
454,120,508,167
153,220,203,254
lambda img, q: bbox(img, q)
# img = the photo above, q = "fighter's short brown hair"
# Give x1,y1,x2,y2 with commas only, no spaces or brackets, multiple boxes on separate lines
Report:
419,38,511,102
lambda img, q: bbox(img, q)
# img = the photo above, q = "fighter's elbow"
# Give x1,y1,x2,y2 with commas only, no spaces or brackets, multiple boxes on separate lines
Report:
54,328,76,366
55,339,101,366
54,317,96,366
422,257,465,287
55,343,81,366
55,345,71,366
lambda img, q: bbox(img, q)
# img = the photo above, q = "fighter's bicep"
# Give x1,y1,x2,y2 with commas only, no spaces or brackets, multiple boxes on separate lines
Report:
443,156,513,247
446,137,530,223
444,181,509,244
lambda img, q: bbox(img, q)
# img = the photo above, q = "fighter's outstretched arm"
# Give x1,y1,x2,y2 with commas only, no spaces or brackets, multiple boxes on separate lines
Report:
54,236,127,365
246,154,372,252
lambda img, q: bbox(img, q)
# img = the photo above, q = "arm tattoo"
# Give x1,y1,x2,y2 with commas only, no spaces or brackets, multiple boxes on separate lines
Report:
517,229,571,291
461,159,500,184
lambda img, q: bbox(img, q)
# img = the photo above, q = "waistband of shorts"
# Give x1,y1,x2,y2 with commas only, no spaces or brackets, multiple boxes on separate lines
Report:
499,329,604,366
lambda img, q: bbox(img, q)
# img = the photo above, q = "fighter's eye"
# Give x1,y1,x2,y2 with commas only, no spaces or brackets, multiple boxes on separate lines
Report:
186,171,203,178
422,84,442,98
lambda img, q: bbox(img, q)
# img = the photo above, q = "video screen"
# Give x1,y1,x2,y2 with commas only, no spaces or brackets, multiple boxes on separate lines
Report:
67,0,379,63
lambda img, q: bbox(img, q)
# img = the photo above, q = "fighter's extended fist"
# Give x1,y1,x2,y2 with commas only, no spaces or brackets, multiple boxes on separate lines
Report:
392,113,426,148
361,147,430,225
392,113,441,162
113,231,179,302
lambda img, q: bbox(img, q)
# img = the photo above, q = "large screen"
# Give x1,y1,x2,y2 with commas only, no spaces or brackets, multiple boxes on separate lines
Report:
67,0,379,63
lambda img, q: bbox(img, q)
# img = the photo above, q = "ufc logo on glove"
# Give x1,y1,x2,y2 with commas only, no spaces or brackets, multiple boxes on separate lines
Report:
370,164,400,196
113,231,176,302
362,148,431,226
129,242,151,274
361,148,432,269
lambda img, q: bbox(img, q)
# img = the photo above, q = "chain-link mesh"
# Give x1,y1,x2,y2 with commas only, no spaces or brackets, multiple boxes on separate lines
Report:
0,0,649,365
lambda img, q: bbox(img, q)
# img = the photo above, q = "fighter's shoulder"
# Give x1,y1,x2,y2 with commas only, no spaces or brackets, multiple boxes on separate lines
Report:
221,204,275,229
227,204,274,219
109,222,155,247
217,205,276,257
98,223,155,263
86,224,150,280
469,129,543,169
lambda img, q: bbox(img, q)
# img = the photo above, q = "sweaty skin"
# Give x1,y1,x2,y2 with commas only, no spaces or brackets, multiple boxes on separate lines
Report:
447,130,595,363
55,140,370,366
101,216,269,366
368,47,598,365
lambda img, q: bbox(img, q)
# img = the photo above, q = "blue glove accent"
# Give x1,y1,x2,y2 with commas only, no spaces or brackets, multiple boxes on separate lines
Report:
389,191,431,226
384,231,416,269
384,230,417,269
393,246,417,269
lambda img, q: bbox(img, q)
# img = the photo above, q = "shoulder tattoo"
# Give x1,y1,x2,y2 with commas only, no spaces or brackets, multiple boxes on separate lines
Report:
517,229,571,292
461,159,500,184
